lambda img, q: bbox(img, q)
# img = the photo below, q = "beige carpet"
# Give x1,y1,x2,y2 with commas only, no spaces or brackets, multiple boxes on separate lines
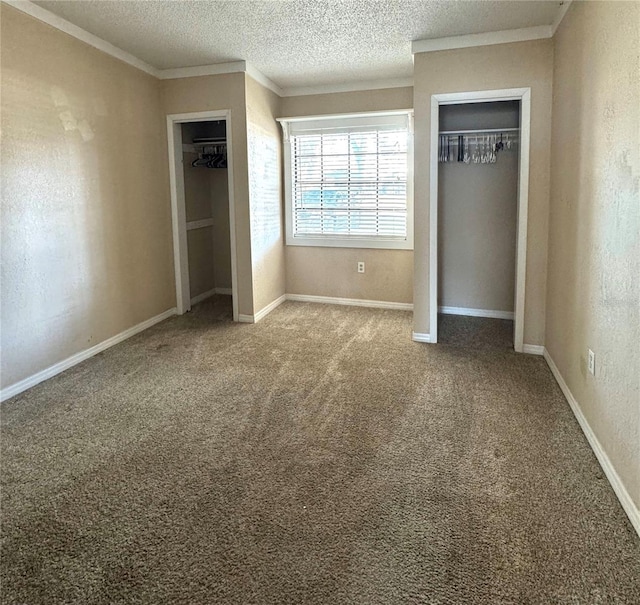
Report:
2,297,639,604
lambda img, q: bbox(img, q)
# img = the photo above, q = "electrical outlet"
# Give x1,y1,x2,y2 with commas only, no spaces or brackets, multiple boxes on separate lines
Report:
588,349,596,376
357,261,365,273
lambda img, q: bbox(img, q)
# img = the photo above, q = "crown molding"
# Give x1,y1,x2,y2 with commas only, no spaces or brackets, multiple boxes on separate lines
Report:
411,25,552,55
245,62,284,97
2,0,160,77
2,1,283,93
5,0,568,98
551,0,573,35
281,77,414,98
158,62,283,96
157,61,247,80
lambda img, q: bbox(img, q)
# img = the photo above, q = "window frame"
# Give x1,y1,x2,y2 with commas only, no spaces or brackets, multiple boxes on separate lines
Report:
278,110,414,250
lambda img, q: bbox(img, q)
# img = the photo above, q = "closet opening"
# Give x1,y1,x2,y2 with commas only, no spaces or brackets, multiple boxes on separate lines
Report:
167,111,238,322
438,101,519,349
428,89,531,352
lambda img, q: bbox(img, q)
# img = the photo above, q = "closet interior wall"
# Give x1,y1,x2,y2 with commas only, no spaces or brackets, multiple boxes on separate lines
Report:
438,101,520,317
181,121,232,303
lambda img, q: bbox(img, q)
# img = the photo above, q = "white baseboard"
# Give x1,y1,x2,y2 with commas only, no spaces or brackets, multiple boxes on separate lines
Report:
1,308,177,403
543,348,640,537
240,293,409,323
190,288,216,305
439,306,514,320
522,344,544,355
191,287,233,305
254,294,286,323
286,293,413,311
412,332,432,343
237,294,287,324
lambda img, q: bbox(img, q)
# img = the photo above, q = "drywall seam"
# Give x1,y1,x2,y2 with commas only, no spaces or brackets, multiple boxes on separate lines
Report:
286,294,413,311
0,308,178,402
543,349,640,538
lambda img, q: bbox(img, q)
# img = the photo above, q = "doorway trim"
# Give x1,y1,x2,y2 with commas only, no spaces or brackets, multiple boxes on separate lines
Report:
166,110,239,321
429,88,531,352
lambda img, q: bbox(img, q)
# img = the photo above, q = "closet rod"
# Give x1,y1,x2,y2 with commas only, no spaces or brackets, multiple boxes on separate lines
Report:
192,137,226,144
439,127,520,135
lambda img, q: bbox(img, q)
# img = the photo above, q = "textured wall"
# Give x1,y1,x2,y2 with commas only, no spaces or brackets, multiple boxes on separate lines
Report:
186,227,215,299
546,1,640,509
439,155,518,312
245,76,286,314
285,247,413,304
280,86,413,117
0,5,175,389
279,87,414,304
210,170,232,290
413,40,553,344
183,151,213,222
161,72,254,315
183,148,215,300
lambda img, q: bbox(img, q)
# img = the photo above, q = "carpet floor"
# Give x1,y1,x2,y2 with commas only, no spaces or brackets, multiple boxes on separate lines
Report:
2,298,639,604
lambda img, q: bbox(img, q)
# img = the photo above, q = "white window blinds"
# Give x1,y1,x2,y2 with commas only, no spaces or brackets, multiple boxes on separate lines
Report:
282,112,412,245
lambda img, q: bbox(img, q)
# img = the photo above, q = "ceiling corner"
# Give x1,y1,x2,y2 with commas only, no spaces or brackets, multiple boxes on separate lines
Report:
157,61,247,81
281,77,414,98
3,0,160,77
411,25,552,55
551,0,573,36
244,63,284,97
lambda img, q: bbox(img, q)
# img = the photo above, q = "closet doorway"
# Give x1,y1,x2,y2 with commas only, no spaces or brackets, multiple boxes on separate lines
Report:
167,111,238,321
429,89,531,351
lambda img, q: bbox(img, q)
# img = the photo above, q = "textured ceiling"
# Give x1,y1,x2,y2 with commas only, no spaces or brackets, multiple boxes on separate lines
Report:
34,0,563,88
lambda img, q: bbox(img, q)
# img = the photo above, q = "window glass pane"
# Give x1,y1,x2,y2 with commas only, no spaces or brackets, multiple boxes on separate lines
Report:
291,125,408,239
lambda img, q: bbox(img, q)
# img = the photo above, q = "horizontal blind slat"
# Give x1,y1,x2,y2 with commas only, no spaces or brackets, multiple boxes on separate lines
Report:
292,128,408,239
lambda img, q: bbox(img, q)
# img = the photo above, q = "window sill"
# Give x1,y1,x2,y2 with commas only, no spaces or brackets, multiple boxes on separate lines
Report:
286,236,413,250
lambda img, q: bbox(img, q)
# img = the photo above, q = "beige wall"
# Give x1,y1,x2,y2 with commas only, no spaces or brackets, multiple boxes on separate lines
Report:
413,40,553,343
183,151,213,221
186,227,215,298
280,86,413,117
546,2,640,509
245,76,286,313
161,73,254,315
211,170,232,289
279,87,414,303
286,247,413,304
439,155,518,312
0,5,175,388
183,149,215,298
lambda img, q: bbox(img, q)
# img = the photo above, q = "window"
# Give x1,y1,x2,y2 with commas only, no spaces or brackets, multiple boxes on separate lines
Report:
278,111,413,249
